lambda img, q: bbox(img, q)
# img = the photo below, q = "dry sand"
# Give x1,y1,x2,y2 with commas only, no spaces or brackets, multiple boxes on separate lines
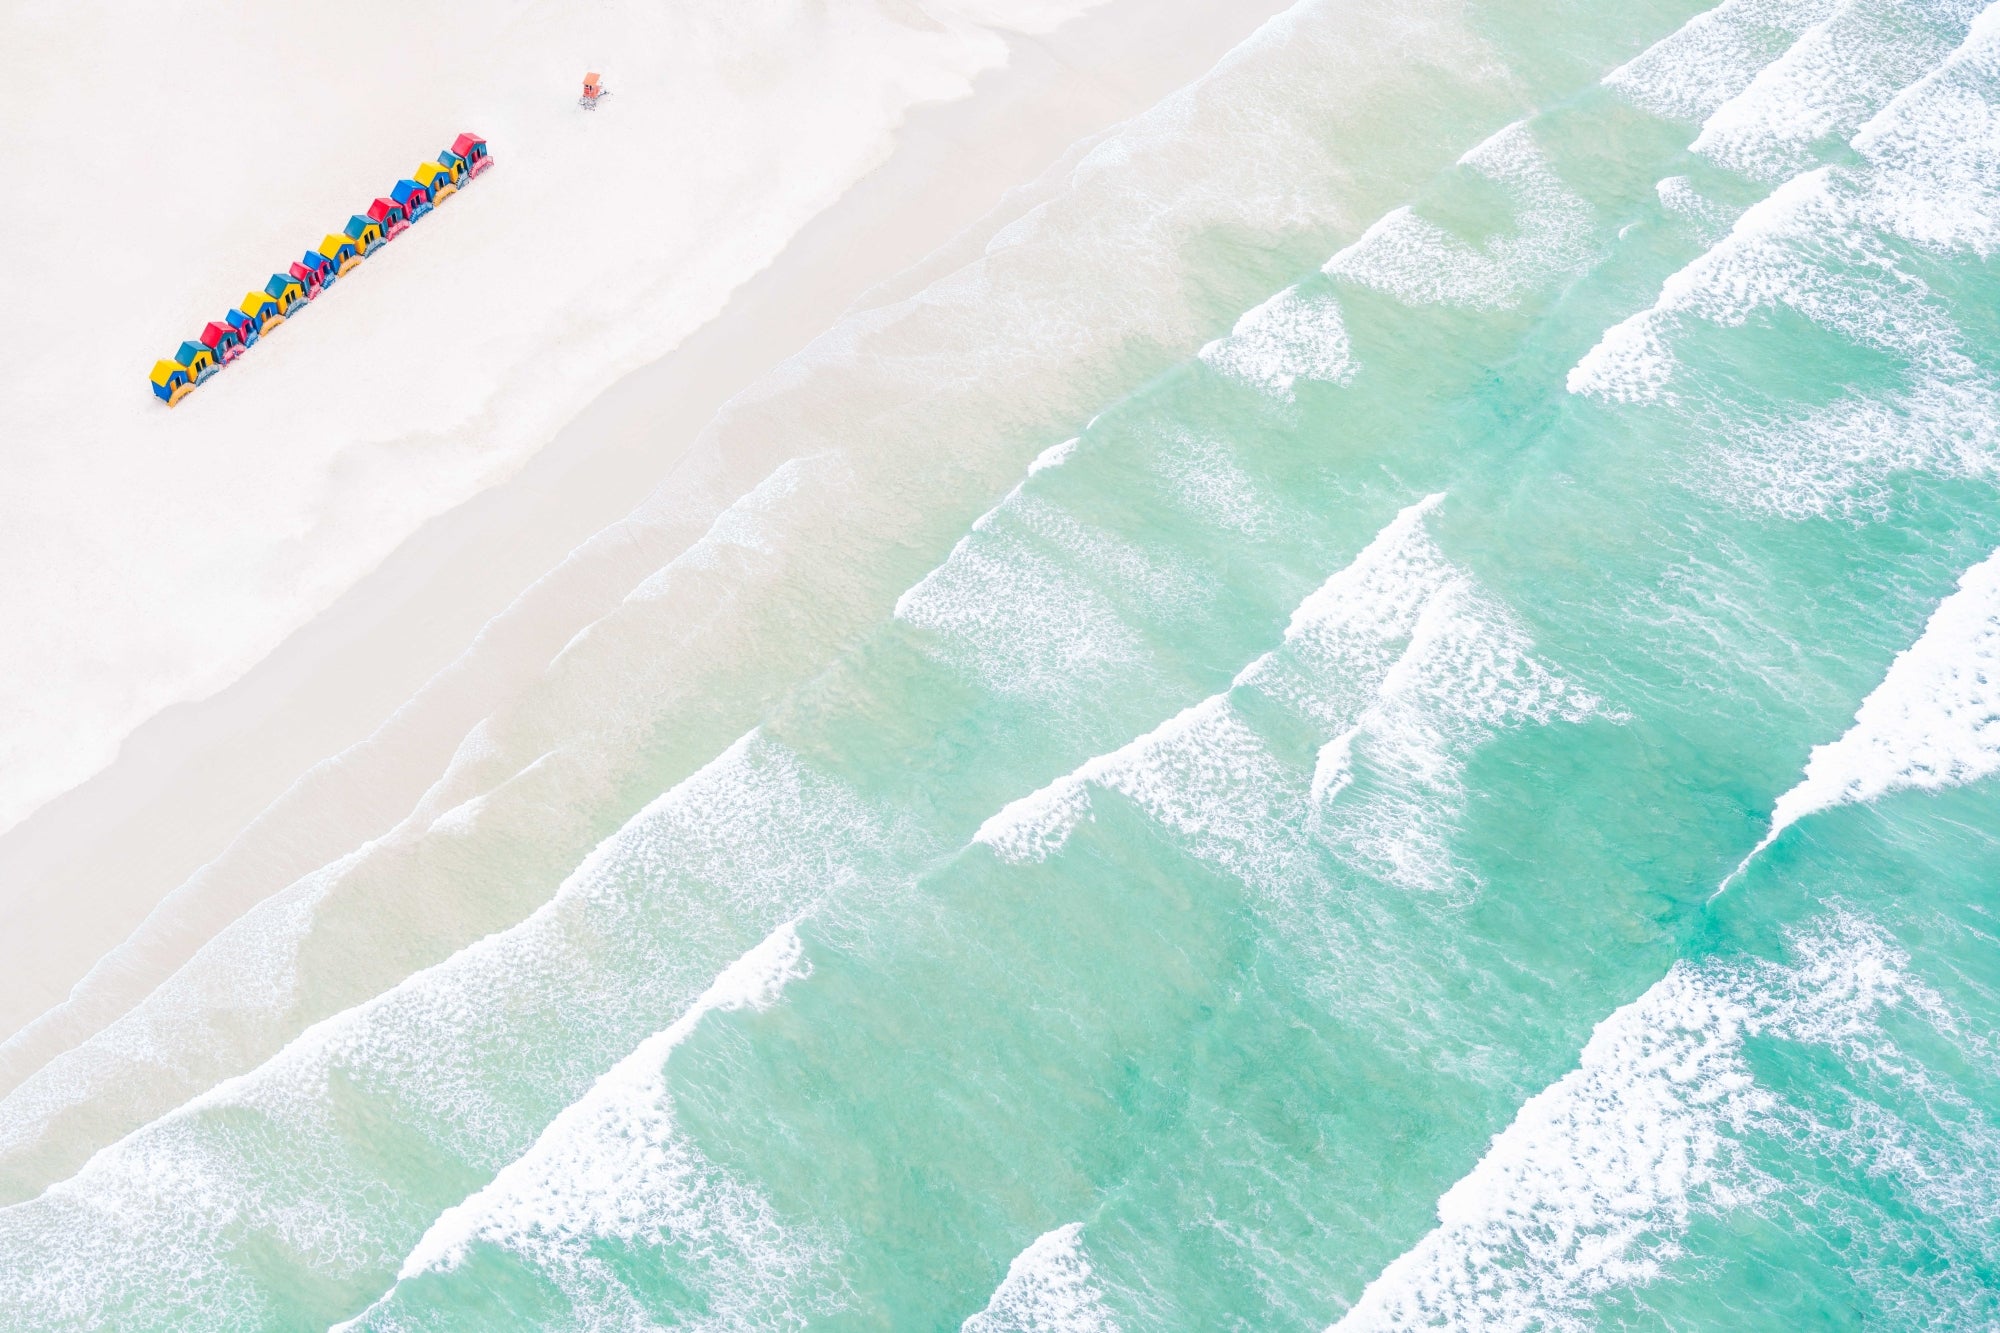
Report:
0,0,1294,1086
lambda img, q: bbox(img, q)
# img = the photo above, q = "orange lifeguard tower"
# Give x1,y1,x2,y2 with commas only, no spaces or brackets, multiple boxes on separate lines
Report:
580,71,605,110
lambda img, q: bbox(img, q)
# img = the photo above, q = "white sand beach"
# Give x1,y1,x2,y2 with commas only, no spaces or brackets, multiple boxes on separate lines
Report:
0,0,1295,1073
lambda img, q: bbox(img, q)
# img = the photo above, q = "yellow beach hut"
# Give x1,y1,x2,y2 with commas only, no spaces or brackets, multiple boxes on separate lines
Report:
343,214,385,255
264,273,306,314
174,340,219,385
240,290,286,332
319,233,363,275
415,161,457,202
150,359,195,405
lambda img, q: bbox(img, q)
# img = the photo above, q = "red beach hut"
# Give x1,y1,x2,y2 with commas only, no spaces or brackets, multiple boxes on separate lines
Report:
199,320,245,364
451,132,492,178
367,196,411,239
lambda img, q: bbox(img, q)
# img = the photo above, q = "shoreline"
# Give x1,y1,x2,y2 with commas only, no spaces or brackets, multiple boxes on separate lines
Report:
0,0,1294,1059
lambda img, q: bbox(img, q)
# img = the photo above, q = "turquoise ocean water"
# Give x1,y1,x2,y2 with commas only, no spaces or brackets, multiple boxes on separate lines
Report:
4,0,2000,1326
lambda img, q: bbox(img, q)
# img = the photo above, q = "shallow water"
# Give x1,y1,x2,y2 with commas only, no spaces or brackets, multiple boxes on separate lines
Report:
5,0,2000,1327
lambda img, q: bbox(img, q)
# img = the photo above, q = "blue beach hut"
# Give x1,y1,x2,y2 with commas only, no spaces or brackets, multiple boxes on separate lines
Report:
225,307,262,346
319,233,362,275
265,273,306,314
150,359,193,405
240,290,285,332
199,320,244,364
296,251,335,296
344,214,385,255
175,340,220,383
390,178,434,220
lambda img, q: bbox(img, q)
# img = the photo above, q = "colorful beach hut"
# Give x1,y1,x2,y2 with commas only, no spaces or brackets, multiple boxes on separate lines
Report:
240,290,285,332
265,273,306,313
226,308,262,346
436,149,468,184
319,233,362,275
200,320,245,364
294,252,333,296
175,340,220,383
415,161,457,202
344,214,385,255
150,359,194,405
367,196,410,239
390,178,433,221
451,132,491,177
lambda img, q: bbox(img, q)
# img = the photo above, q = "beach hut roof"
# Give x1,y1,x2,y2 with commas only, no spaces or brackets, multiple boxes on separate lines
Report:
175,340,209,365
451,132,486,156
322,234,355,253
300,250,331,271
201,320,235,342
391,178,426,198
268,272,302,292
370,196,402,214
150,359,188,386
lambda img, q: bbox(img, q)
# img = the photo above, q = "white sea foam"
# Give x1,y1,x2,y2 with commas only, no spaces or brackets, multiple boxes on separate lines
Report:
895,426,1221,705
975,693,1291,874
973,496,1449,865
1009,495,1207,618
350,921,821,1327
0,732,887,1328
1154,430,1281,536
977,494,1603,894
1695,372,2000,520
1571,169,1834,401
1848,2,2000,255
1309,576,1604,895
1029,438,1081,475
1199,284,1355,399
1576,7,2000,410
1723,546,2000,888
627,456,819,599
1606,0,1842,124
1568,164,1965,405
1333,913,1937,1332
1324,123,1594,310
963,1223,1120,1333
1655,175,1739,244
1692,0,1987,181
896,519,1150,702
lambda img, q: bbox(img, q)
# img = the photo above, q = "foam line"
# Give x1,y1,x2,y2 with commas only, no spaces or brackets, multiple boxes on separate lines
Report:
1199,284,1355,399
0,731,886,1328
963,1223,1120,1333
976,494,1604,895
1717,545,2000,895
1605,0,1843,124
1323,123,1594,311
1575,5,2000,405
1332,913,1938,1331
333,921,822,1330
1691,0,1989,181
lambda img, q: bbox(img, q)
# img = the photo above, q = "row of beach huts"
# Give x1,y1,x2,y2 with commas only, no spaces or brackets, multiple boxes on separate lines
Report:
150,133,492,406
